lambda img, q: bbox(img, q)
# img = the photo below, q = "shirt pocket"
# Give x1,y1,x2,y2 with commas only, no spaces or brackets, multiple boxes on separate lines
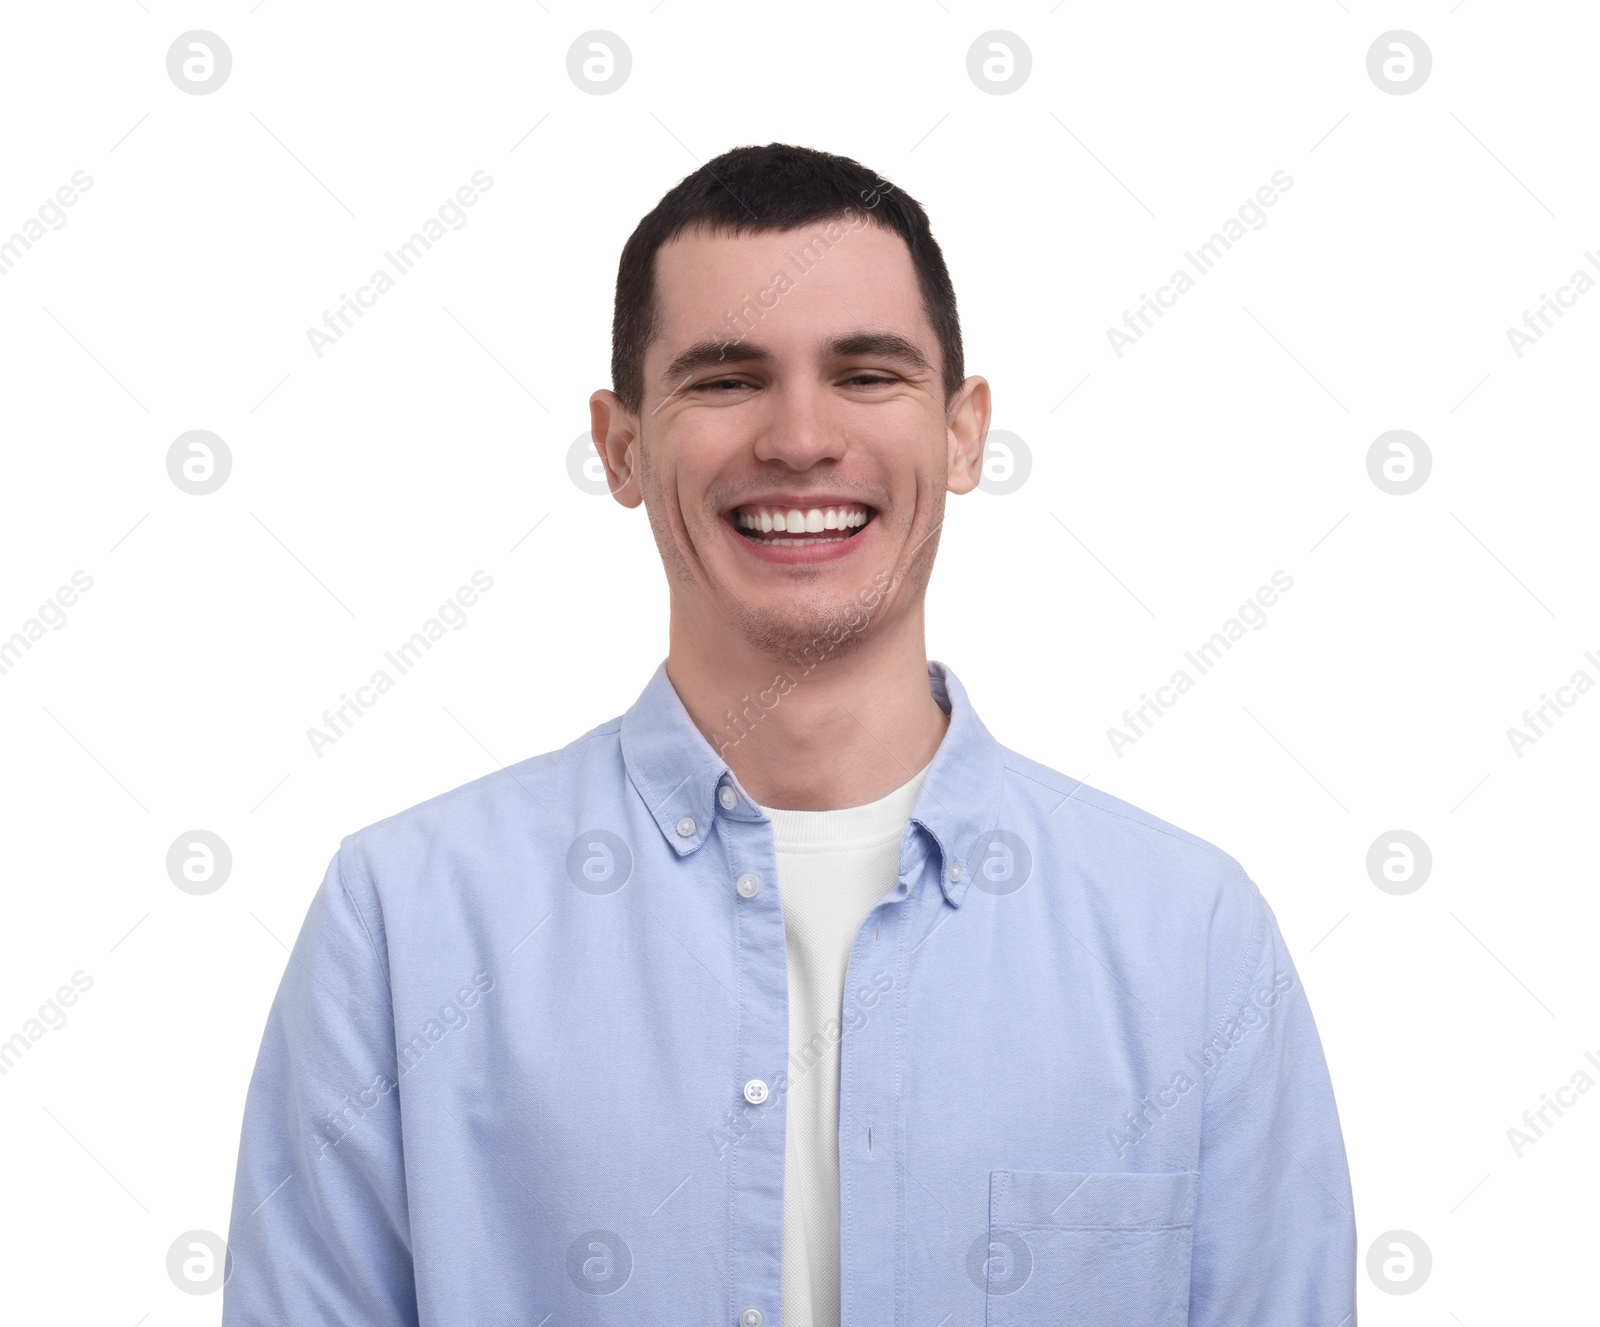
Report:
984,1169,1198,1326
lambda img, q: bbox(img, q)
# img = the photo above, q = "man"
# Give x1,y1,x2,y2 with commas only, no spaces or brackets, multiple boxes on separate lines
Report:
224,143,1355,1326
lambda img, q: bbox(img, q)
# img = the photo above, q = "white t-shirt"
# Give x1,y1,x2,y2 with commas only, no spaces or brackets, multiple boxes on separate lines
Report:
759,760,932,1327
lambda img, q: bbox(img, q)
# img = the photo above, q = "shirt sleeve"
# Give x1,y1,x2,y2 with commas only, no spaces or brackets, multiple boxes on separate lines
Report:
221,844,418,1326
1187,875,1356,1326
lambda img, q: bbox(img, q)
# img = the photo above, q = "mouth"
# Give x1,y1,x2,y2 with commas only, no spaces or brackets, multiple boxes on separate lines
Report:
724,501,876,547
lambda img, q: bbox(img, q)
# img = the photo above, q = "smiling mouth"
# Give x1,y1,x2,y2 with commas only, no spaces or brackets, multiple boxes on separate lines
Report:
727,502,875,547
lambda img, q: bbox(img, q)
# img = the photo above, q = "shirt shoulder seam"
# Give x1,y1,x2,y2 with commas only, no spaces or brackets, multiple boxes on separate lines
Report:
335,841,395,1001
1000,759,1233,863
1199,864,1271,1108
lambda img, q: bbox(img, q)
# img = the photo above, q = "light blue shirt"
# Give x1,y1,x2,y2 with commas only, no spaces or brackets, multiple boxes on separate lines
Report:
223,660,1355,1326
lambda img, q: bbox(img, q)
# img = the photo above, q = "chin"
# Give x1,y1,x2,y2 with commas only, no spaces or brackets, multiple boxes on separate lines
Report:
728,597,880,672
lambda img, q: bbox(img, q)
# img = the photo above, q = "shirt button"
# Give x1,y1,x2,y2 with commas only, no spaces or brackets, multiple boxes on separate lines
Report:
739,1310,764,1327
949,861,964,882
736,872,761,898
676,816,696,837
718,785,738,811
743,1078,769,1105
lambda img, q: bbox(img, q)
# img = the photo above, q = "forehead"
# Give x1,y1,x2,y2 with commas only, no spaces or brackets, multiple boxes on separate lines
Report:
649,219,933,358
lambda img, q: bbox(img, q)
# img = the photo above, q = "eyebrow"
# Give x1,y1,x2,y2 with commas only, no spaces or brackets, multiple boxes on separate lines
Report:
659,330,934,386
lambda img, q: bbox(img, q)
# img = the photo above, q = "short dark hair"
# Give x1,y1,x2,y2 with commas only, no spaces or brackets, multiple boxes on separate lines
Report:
610,142,964,415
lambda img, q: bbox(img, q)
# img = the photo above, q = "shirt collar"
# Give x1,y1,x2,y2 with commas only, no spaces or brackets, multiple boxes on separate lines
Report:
619,657,1003,907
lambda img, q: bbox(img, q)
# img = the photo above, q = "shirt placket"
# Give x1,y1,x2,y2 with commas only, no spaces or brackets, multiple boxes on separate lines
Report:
721,776,789,1327
836,827,931,1327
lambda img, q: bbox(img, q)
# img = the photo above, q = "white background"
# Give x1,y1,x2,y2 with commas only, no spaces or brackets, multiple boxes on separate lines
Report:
1,2,1595,1322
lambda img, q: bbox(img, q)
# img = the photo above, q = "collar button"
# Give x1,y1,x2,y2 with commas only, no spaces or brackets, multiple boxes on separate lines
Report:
675,816,696,837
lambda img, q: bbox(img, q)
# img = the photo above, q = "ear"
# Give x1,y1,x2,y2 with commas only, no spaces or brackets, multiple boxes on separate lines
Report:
588,390,644,508
944,375,991,496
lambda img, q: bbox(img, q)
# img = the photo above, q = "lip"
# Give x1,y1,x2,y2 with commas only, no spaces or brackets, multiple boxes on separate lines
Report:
719,502,877,566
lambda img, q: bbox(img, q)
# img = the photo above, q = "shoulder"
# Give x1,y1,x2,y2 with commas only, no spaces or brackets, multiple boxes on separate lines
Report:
992,745,1267,939
335,715,625,896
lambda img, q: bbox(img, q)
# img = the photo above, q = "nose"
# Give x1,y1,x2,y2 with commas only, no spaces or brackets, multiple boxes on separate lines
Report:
750,381,846,470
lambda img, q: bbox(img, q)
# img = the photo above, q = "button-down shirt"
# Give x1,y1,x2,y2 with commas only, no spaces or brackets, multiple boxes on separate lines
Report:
223,660,1356,1326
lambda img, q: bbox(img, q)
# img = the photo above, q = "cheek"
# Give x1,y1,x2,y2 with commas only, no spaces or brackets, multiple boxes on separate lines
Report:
661,424,748,521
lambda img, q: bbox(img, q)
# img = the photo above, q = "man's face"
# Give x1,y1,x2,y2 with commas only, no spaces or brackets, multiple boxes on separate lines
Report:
592,216,988,668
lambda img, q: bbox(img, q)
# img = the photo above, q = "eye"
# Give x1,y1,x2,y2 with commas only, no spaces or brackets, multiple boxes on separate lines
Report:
695,377,752,393
842,373,897,387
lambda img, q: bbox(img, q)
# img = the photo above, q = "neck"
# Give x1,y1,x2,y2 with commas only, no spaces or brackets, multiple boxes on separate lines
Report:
665,608,949,811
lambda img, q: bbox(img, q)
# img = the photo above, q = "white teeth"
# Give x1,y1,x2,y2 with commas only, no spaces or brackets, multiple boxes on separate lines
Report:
731,503,872,540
